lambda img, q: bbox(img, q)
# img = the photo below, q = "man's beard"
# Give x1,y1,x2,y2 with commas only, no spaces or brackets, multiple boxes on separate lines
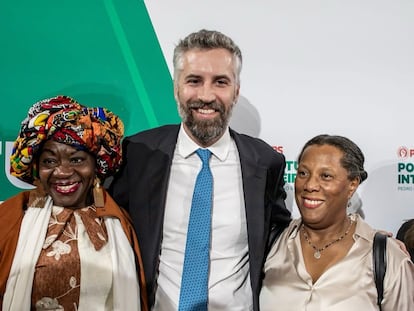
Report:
178,100,233,146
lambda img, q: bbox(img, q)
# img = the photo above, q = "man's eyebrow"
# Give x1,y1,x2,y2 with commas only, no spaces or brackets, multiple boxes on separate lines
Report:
183,74,202,79
213,74,231,80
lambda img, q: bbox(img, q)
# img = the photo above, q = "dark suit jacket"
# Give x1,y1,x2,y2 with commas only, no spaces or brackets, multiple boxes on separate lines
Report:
108,124,291,311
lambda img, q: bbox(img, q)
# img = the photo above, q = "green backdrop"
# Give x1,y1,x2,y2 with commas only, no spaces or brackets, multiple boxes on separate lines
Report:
0,0,180,200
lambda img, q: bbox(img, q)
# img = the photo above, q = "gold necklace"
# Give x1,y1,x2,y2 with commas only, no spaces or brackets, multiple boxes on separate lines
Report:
301,217,354,259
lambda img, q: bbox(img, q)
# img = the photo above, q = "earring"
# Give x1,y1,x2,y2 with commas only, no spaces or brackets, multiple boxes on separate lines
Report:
93,177,105,207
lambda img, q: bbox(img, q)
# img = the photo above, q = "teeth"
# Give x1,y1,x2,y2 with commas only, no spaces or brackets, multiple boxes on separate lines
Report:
198,108,214,114
56,183,78,193
304,199,322,207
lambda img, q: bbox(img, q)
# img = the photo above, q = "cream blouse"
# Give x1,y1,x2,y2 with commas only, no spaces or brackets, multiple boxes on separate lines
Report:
260,214,414,311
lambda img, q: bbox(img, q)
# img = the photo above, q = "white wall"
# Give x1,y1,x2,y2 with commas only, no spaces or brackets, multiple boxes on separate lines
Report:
145,0,414,234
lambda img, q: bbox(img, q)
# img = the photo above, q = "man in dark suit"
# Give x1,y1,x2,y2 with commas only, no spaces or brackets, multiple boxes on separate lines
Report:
109,29,291,311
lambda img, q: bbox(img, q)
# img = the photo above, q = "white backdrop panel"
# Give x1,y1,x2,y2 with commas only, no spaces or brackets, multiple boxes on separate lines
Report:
144,0,414,234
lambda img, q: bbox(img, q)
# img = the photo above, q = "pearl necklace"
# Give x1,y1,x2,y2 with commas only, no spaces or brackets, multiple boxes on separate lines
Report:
301,217,354,259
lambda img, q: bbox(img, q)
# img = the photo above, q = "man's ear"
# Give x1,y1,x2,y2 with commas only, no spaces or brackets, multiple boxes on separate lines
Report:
234,84,240,103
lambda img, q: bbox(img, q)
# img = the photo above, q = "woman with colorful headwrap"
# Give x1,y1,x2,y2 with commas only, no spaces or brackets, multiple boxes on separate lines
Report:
0,95,148,311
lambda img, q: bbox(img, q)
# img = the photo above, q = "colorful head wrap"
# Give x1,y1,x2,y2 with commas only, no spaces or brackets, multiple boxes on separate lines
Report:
10,95,124,185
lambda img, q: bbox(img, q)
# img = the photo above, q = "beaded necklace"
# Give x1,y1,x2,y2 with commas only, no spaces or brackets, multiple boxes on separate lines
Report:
302,217,354,259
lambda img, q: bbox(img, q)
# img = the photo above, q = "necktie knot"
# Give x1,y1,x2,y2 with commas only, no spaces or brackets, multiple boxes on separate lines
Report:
196,148,211,165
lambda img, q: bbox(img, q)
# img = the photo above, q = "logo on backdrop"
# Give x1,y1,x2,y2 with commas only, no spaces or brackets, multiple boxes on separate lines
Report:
397,146,414,159
1,140,35,192
272,145,297,191
397,146,414,191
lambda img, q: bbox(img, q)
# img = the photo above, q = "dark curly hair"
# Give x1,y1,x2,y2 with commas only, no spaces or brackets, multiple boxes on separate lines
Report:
297,134,368,184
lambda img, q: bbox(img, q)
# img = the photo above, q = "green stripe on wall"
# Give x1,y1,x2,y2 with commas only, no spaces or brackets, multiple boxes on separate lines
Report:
0,0,179,199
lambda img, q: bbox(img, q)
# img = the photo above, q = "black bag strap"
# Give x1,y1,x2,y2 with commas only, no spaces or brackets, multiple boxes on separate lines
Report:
373,232,387,311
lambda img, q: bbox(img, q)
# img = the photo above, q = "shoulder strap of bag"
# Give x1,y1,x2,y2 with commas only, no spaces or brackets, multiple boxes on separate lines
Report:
373,232,387,311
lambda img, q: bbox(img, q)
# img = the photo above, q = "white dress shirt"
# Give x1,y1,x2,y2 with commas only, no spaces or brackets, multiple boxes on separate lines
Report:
153,124,253,311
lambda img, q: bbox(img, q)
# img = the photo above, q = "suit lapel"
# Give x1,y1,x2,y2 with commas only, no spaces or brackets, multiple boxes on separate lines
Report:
147,126,180,229
137,125,180,304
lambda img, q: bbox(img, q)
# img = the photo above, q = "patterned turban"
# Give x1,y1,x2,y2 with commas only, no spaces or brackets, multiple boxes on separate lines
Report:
10,95,124,185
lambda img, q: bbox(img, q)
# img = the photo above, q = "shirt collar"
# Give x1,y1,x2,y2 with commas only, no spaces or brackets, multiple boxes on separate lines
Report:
351,213,372,241
177,123,231,161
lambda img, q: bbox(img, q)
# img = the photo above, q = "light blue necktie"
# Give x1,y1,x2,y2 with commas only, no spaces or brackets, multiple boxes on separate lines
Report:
178,148,213,311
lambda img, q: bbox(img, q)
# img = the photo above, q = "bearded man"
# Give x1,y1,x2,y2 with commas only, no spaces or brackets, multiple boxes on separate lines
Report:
108,29,291,311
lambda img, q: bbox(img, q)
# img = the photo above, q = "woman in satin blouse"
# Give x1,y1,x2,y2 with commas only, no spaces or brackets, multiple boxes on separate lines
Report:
260,134,414,310
0,95,148,311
